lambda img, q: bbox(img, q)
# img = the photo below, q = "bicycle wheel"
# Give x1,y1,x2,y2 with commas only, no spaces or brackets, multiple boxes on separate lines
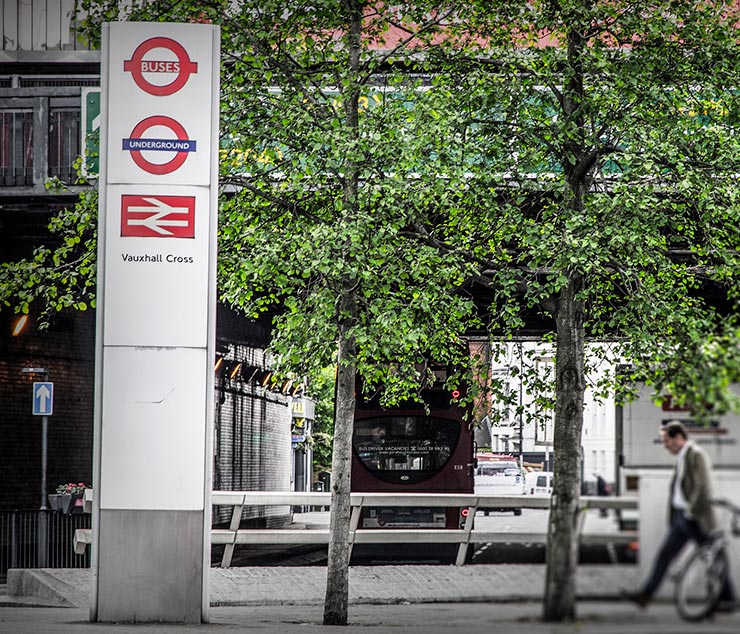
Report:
674,543,728,622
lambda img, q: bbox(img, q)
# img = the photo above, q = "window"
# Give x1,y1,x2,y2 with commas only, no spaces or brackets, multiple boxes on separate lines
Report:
353,415,460,484
533,356,555,444
49,108,80,183
0,110,33,186
497,379,511,424
477,463,519,477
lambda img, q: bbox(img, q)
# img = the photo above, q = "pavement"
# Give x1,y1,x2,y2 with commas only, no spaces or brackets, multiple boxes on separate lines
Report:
1,595,740,633
2,563,640,608
2,564,739,633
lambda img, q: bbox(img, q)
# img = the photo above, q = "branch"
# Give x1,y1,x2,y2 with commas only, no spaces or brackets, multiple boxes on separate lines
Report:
369,8,458,77
221,175,331,225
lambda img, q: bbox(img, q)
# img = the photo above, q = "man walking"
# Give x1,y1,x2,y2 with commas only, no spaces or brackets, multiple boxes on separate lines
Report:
625,420,736,610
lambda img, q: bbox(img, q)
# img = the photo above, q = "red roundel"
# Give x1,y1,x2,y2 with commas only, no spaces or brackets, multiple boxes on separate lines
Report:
126,115,192,175
124,37,198,96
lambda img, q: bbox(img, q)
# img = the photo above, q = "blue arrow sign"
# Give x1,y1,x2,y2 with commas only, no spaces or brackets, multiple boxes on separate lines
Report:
32,382,53,416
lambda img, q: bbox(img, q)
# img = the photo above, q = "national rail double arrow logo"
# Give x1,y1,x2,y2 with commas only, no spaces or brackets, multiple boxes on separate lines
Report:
121,194,195,238
123,36,198,96
122,115,197,175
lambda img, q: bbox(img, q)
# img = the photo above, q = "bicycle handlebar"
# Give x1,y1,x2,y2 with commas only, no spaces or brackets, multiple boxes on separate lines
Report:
711,497,740,514
711,497,740,536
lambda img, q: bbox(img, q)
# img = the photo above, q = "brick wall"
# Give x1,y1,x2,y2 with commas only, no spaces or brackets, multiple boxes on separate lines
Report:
213,345,292,527
0,311,95,509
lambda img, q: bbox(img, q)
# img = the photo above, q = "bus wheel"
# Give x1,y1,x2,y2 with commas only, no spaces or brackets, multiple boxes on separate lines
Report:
513,509,522,516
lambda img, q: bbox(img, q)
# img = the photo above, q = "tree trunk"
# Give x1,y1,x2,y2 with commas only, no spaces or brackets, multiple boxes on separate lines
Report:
323,2,363,625
323,320,357,625
543,276,586,622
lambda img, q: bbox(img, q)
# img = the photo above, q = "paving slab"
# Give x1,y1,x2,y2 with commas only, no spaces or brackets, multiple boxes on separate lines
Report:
4,564,641,608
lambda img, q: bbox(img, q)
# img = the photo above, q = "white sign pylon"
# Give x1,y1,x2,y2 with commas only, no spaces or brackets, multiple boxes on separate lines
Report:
93,22,219,624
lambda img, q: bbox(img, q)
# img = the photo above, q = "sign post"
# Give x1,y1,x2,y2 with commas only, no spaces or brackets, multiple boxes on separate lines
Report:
23,368,51,566
32,380,53,515
93,22,219,623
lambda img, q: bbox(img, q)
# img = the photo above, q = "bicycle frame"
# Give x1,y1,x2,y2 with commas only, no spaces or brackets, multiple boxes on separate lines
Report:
674,497,740,622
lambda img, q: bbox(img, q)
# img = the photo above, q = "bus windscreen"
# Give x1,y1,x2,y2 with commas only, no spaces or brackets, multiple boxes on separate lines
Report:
352,415,460,484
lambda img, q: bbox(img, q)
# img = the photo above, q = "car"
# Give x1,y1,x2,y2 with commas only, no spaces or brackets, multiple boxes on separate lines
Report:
474,460,524,515
525,471,553,496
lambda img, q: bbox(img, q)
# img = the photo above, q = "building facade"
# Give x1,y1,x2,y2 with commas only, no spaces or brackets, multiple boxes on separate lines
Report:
482,341,616,488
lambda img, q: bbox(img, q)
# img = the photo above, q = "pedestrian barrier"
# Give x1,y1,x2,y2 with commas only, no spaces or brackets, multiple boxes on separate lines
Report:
73,490,637,567
0,508,91,577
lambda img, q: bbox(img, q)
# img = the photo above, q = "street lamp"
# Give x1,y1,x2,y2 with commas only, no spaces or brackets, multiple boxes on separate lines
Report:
12,314,29,336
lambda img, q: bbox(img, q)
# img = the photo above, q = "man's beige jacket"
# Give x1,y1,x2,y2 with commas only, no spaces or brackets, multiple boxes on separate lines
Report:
668,440,717,534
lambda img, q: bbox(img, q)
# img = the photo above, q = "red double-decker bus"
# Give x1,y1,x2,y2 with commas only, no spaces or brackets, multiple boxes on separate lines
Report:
350,362,475,562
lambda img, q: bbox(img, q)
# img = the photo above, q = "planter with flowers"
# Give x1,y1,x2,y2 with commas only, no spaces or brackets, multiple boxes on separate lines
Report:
49,482,90,514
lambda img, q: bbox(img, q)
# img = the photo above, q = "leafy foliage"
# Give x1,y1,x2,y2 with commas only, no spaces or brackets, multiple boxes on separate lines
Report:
300,365,336,473
0,166,98,326
423,0,740,412
213,1,486,398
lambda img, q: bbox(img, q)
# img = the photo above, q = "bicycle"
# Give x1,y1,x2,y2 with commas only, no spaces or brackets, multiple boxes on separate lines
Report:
673,497,740,622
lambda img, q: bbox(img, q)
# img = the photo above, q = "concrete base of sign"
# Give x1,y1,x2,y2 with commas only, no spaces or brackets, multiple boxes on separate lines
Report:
94,509,205,623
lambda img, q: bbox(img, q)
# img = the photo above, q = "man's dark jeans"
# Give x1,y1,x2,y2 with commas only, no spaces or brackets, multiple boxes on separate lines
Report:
642,510,735,601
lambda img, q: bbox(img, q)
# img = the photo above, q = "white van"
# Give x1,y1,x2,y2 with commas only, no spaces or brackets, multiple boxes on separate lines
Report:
474,459,524,515
525,471,553,496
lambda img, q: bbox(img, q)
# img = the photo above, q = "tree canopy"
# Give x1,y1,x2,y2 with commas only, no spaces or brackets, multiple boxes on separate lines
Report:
427,0,740,406
434,0,740,619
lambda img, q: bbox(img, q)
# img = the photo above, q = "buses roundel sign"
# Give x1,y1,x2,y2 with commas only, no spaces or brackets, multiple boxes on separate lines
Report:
123,36,198,96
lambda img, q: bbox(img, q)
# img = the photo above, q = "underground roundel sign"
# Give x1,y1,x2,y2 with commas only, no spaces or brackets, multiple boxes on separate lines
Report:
122,115,197,175
123,36,198,96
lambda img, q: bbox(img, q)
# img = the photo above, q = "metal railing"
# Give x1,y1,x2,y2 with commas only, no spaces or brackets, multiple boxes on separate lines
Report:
73,491,637,568
0,509,91,578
